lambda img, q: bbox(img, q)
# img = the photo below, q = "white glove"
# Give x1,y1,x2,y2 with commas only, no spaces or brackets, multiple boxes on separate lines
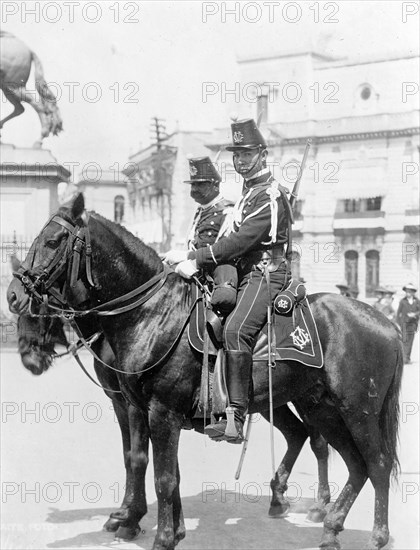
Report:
163,249,188,265
175,259,199,279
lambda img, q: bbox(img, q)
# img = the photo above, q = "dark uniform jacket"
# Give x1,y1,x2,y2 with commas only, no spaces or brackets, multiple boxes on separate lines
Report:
189,171,292,269
396,296,420,328
188,196,233,250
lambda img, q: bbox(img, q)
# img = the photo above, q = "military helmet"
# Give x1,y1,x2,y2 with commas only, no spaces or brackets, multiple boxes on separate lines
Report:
226,118,267,151
184,156,221,184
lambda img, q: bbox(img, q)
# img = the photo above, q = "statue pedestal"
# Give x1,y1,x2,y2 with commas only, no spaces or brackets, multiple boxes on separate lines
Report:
0,142,70,346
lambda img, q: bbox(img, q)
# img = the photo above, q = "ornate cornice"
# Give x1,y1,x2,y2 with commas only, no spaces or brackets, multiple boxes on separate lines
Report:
206,126,419,151
281,127,420,146
0,162,70,182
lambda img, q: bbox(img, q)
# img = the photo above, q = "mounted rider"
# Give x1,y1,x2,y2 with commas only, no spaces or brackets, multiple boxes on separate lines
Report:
164,156,237,315
175,119,294,443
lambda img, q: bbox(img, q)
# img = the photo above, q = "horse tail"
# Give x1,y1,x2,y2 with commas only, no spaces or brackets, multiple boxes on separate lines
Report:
31,51,63,135
379,336,404,480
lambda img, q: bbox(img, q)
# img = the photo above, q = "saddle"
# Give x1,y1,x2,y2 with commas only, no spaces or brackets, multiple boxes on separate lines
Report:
188,279,324,369
184,279,324,423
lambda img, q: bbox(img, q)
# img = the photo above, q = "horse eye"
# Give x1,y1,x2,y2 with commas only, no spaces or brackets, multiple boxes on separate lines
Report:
46,240,60,249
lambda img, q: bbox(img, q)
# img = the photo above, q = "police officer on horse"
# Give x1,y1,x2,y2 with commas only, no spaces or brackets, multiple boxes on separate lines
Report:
164,156,237,314
176,119,293,443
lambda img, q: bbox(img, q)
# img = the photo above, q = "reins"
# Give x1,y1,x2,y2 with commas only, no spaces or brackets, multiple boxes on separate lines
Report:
16,210,202,383
67,294,201,376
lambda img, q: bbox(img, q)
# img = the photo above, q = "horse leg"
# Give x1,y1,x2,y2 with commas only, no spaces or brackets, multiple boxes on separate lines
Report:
102,396,135,531
300,400,368,550
17,86,51,142
172,461,186,546
149,405,183,550
261,405,309,518
114,404,150,542
306,425,330,523
0,86,25,128
345,415,393,550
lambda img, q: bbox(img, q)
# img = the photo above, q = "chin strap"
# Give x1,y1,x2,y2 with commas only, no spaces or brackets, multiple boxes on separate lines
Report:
232,147,265,179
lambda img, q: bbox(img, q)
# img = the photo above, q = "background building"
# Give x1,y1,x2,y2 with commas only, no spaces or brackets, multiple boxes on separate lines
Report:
123,129,213,252
77,169,129,226
205,49,420,301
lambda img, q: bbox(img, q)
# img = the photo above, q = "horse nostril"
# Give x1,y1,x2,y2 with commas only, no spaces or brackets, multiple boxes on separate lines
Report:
8,292,19,313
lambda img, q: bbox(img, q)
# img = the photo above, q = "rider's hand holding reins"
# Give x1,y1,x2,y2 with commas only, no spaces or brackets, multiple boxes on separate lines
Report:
175,260,199,279
162,250,188,265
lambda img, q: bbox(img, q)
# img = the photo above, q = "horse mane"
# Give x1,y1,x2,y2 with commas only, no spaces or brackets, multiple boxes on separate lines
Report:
89,211,163,272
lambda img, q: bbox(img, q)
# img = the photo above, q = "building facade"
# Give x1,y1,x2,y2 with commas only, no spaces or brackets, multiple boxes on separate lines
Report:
76,169,129,226
206,50,419,301
123,130,214,252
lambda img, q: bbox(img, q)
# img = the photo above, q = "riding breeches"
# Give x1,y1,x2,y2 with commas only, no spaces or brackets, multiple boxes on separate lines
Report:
223,268,289,353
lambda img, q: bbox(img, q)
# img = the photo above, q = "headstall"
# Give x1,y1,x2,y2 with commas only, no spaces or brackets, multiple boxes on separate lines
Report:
12,210,197,382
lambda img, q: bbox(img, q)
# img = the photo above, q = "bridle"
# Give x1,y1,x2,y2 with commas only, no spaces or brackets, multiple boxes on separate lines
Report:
14,211,96,310
14,211,171,318
13,210,200,385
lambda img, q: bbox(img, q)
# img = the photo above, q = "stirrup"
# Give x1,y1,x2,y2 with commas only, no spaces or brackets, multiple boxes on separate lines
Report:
224,407,242,439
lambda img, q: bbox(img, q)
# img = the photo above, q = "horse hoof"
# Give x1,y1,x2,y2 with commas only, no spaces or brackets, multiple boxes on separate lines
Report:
320,537,341,550
306,507,327,523
114,525,141,541
268,502,290,518
103,517,121,532
174,529,186,545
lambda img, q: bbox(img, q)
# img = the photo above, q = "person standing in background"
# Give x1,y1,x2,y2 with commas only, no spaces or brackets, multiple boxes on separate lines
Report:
396,283,420,364
336,281,351,297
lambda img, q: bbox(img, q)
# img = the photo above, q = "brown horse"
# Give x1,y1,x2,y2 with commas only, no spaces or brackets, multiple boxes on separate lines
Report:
0,31,63,145
8,193,403,550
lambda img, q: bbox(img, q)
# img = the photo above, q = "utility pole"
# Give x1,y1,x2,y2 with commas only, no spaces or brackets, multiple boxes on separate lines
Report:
150,117,167,150
150,117,171,251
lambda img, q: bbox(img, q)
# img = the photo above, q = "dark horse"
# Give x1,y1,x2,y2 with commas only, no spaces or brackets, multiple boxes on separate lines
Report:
11,289,331,535
8,193,403,550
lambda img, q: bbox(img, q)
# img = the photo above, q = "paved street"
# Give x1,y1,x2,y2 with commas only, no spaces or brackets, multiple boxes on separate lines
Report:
1,337,419,550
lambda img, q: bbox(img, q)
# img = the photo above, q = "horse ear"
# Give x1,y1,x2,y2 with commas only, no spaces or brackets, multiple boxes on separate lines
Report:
71,193,85,219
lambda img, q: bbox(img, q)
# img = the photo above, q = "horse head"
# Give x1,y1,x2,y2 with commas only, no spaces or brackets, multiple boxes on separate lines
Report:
8,192,166,339
7,257,69,375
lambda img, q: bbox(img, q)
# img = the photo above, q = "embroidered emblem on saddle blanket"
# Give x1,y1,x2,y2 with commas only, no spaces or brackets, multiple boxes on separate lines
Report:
254,279,324,368
188,279,323,368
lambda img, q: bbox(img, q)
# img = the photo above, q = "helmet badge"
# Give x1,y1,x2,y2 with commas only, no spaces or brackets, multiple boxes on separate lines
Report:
189,164,198,176
233,131,244,144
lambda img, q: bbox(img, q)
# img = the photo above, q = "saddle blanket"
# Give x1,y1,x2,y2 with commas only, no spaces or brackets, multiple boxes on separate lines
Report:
188,281,324,369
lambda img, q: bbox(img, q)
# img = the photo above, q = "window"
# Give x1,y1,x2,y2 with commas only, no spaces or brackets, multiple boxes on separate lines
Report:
365,250,380,297
114,195,125,223
361,86,371,100
340,197,382,214
366,197,382,211
344,199,361,213
345,250,358,291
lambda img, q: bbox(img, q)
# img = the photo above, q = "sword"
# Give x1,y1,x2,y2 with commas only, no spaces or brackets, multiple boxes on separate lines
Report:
235,414,255,480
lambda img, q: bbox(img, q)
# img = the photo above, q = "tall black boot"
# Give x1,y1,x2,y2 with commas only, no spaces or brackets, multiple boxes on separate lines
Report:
204,350,252,443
